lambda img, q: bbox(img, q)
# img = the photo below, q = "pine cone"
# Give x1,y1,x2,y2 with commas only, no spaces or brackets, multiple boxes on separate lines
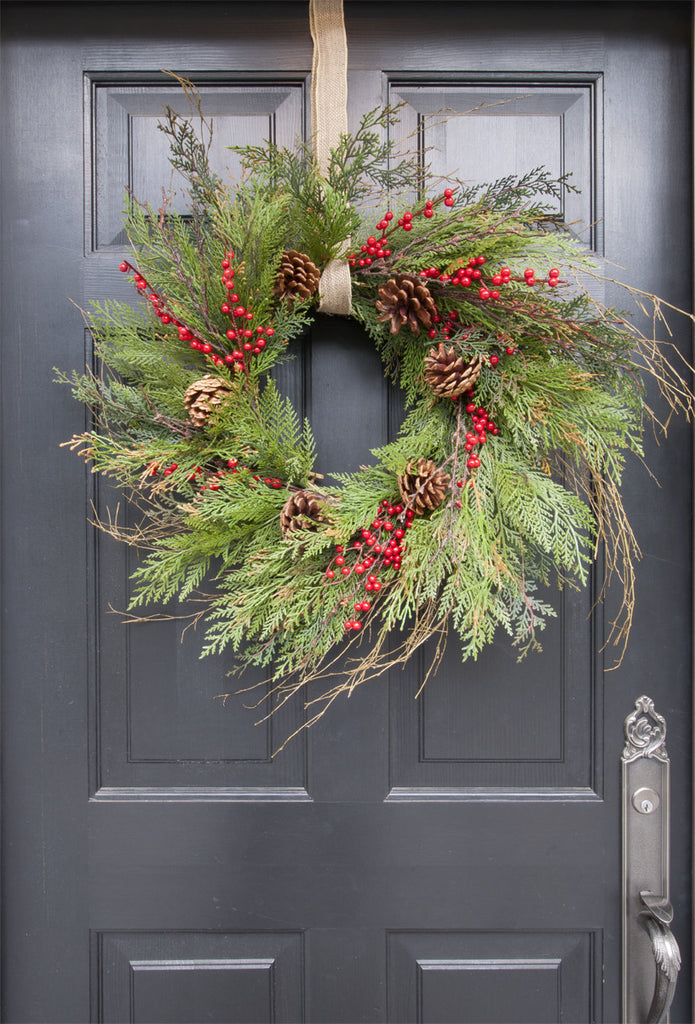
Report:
183,376,232,428
375,274,436,334
274,250,321,307
424,344,482,399
280,489,329,537
397,458,451,514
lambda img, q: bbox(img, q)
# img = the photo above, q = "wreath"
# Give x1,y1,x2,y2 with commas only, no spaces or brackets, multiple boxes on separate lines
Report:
60,93,693,736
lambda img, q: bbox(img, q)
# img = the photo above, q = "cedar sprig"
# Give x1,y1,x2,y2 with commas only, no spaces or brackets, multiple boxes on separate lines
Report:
58,85,695,745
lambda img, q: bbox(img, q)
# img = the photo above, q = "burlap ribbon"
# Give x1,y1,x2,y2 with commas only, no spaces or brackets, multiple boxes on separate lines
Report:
309,0,352,316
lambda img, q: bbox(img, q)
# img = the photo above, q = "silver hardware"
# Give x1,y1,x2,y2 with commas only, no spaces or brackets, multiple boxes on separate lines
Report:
623,696,668,763
639,892,681,1024
632,787,660,815
622,697,679,1023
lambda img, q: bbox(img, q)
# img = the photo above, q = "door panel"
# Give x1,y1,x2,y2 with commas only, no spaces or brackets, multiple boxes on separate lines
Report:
387,931,600,1024
1,3,691,1023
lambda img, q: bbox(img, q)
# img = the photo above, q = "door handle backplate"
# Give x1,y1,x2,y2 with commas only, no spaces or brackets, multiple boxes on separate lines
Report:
622,696,680,1023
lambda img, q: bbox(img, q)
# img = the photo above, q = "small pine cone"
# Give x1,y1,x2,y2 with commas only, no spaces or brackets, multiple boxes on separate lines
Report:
274,250,321,307
397,458,451,515
424,344,482,399
375,274,436,334
183,376,232,428
280,489,329,537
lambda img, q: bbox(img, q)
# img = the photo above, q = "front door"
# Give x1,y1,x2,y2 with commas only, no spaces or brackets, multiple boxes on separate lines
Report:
1,3,691,1022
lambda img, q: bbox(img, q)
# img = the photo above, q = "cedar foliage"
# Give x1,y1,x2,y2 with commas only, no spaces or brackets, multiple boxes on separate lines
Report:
58,86,693,741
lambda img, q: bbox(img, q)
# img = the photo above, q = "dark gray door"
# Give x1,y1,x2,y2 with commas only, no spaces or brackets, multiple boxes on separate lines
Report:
1,3,691,1022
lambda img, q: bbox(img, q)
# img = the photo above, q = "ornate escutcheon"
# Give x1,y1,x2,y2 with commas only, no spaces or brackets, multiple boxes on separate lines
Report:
622,696,680,1023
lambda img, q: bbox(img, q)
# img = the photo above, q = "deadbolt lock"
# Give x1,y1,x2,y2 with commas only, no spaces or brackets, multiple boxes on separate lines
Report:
632,787,660,814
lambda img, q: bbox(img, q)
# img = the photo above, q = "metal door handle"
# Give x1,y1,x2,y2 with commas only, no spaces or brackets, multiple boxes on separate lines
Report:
622,697,680,1023
639,892,681,1024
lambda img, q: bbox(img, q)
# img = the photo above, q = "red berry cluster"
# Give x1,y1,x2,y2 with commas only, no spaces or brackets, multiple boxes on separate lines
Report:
323,500,415,632
192,458,284,492
119,261,209,348
350,224,393,267
118,256,276,374
148,458,284,494
426,308,461,341
418,255,510,303
524,266,560,288
463,399,499,471
420,257,563,304
348,189,458,269
219,250,275,371
147,460,183,479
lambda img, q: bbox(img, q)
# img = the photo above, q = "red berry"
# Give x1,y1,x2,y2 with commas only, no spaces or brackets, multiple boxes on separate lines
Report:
119,262,129,272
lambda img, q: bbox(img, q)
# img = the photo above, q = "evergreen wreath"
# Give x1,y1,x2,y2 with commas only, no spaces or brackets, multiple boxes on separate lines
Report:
60,86,693,736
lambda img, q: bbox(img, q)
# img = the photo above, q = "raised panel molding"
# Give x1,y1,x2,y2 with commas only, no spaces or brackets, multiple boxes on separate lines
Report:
387,931,601,1024
89,477,309,795
385,74,604,802
84,78,310,796
387,73,603,254
95,932,304,1023
86,74,308,253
